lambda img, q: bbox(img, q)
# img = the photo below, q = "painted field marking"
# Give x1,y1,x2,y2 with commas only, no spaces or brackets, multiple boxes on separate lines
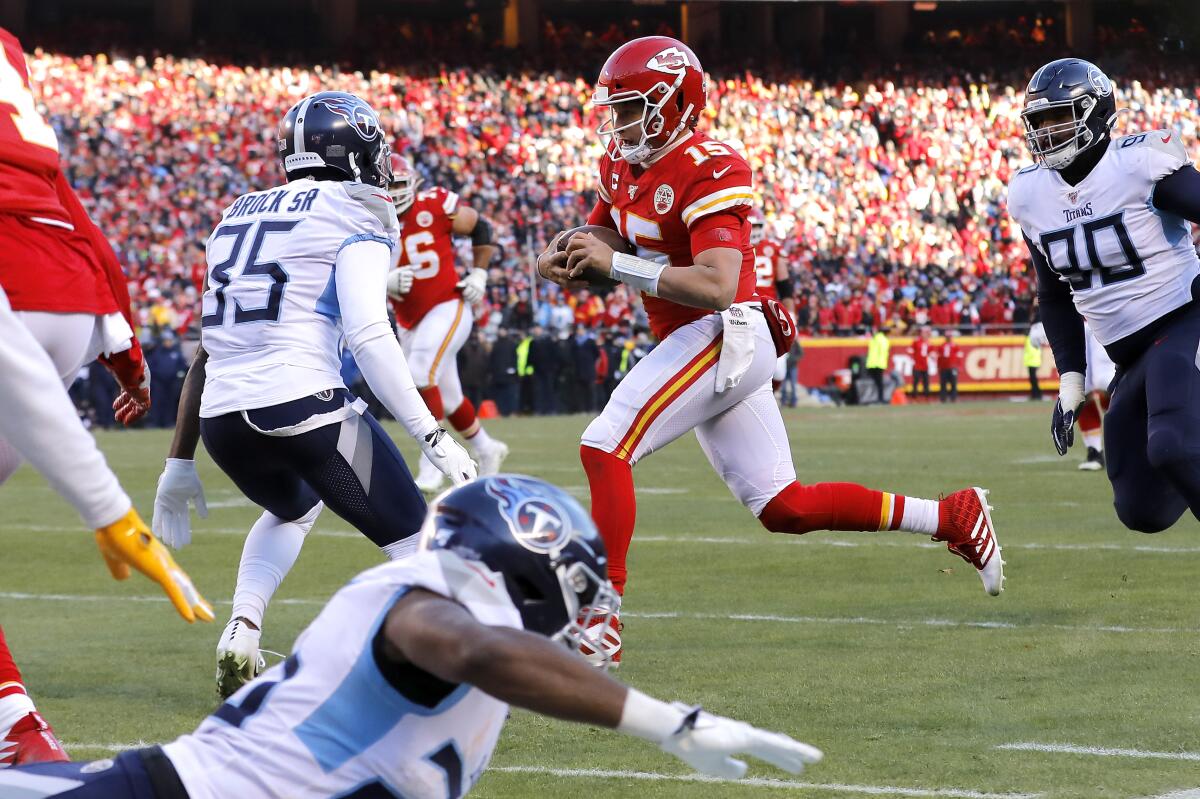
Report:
1143,791,1200,799
8,524,1200,556
996,742,1200,762
4,591,1197,635
52,750,1038,799
490,766,1041,799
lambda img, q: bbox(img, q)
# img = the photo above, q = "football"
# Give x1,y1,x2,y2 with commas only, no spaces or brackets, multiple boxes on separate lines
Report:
556,224,632,288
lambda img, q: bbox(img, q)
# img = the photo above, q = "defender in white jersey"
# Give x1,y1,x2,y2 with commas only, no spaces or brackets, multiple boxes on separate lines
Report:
150,92,476,699
1008,58,1200,532
0,476,822,799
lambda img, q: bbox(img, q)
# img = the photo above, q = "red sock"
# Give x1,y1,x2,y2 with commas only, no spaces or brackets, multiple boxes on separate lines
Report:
0,625,26,700
447,398,477,433
758,481,889,534
1077,400,1102,434
581,445,636,596
418,386,444,420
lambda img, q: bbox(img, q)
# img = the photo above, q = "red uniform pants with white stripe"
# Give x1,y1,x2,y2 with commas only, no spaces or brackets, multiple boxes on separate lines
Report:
581,312,791,515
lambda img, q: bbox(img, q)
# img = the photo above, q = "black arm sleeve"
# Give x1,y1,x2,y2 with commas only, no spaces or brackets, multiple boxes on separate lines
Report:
471,216,494,247
1151,166,1200,224
1026,234,1087,374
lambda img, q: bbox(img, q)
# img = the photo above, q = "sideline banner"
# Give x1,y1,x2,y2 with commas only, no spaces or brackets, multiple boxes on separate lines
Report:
797,335,1059,393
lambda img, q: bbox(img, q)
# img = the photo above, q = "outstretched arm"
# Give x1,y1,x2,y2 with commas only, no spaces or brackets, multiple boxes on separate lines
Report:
382,589,823,779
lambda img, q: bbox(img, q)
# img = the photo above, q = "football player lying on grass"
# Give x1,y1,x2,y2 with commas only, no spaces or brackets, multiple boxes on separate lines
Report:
0,475,821,799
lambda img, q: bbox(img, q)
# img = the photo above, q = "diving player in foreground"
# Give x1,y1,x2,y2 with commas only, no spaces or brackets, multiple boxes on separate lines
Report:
0,476,822,799
151,92,476,698
1008,58,1200,532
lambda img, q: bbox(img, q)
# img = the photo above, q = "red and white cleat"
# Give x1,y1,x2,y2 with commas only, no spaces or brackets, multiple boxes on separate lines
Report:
0,712,69,768
578,611,623,669
934,487,1004,596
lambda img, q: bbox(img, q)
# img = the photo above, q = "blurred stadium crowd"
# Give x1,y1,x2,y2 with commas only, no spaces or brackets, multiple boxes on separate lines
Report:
25,13,1199,418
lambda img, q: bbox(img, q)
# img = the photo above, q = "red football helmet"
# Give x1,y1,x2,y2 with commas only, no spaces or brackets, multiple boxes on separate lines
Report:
592,36,707,165
388,153,422,214
749,209,766,247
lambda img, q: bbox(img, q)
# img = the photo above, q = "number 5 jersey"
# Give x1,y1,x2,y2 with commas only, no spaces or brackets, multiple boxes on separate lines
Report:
1007,130,1199,348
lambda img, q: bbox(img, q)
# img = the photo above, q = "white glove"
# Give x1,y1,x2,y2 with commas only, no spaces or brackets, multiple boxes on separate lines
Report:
660,705,823,780
386,266,415,299
456,268,488,304
419,427,477,485
152,458,208,549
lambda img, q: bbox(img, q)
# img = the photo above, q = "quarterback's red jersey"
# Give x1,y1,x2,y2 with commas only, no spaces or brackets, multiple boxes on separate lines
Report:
389,186,463,329
754,241,784,300
0,28,68,222
587,131,757,340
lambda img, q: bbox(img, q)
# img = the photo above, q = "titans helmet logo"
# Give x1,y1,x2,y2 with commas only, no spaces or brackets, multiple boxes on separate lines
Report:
485,477,573,554
320,96,380,142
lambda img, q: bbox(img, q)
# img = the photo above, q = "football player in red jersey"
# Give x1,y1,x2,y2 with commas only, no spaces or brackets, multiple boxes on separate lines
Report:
385,155,508,493
750,210,791,390
539,36,1003,666
0,27,213,766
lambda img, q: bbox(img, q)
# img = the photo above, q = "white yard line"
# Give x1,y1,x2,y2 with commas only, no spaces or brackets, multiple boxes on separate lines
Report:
490,766,1041,799
996,742,1200,762
3,591,1196,635
50,751,1037,799
8,524,1200,555
1142,791,1200,799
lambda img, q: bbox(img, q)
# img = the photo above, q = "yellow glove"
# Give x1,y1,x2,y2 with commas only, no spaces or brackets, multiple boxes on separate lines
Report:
95,507,214,623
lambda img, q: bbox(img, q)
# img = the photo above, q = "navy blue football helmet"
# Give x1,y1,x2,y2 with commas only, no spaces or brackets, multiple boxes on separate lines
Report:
1021,58,1118,170
277,91,393,188
419,475,620,667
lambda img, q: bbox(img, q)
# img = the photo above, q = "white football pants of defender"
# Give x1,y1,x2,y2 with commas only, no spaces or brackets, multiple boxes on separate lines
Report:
396,298,473,408
582,312,793,516
0,286,129,527
0,309,105,485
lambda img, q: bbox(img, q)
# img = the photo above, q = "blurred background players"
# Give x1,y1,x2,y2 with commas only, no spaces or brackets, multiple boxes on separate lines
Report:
909,327,932,400
0,476,822,797
385,154,509,494
0,25,212,768
750,210,790,392
938,330,962,403
1077,322,1114,471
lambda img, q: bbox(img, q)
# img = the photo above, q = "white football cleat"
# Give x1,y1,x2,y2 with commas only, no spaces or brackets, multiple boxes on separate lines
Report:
476,439,510,477
414,452,445,495
216,617,265,699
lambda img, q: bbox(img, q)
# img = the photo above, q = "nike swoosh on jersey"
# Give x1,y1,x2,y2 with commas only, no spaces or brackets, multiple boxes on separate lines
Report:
712,166,732,179
1161,132,1173,143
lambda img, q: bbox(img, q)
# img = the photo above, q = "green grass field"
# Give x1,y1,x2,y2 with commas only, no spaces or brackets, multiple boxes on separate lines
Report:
2,400,1199,799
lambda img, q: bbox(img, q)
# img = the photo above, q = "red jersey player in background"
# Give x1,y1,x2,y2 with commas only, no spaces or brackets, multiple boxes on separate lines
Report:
909,326,933,399
539,36,1003,666
385,155,508,493
750,210,791,391
0,26,212,766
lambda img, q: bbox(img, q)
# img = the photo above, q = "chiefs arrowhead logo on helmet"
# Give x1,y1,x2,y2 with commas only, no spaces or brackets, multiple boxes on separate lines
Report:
647,46,690,75
319,96,380,142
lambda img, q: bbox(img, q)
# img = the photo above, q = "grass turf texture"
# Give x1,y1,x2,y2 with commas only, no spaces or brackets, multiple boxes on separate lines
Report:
2,400,1198,799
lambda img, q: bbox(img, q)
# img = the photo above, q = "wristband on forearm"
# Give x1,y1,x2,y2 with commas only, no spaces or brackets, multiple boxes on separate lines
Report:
610,252,667,296
616,688,688,742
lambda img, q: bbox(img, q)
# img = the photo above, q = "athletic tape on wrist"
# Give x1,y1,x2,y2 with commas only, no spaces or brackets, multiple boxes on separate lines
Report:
610,252,667,296
617,689,687,743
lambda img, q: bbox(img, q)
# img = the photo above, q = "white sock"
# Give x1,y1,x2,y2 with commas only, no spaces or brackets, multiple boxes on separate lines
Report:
231,503,321,628
466,426,495,453
1082,430,1103,451
900,496,940,535
0,692,36,733
381,535,419,561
